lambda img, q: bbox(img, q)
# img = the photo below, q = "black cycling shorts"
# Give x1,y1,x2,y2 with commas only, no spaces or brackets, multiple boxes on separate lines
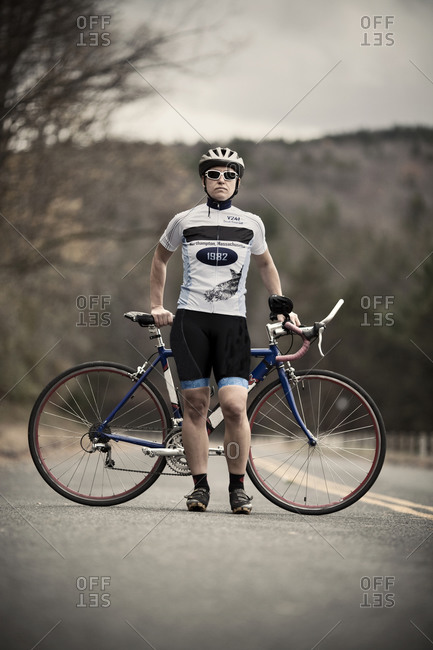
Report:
170,309,251,390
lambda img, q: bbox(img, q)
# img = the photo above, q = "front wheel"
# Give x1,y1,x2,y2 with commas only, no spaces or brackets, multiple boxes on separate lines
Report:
28,362,171,506
247,370,386,515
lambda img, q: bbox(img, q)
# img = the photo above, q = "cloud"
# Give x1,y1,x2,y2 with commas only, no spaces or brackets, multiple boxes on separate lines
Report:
110,0,433,144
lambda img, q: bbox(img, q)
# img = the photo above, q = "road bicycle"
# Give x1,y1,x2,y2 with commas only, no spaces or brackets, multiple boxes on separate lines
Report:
28,296,386,515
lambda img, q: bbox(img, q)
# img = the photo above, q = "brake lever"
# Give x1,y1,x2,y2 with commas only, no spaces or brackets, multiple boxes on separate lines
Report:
318,326,325,357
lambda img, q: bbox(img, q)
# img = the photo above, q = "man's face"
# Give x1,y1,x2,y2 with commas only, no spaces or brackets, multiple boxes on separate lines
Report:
202,165,239,202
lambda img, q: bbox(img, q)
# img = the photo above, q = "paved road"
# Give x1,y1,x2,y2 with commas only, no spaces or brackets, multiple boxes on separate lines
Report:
1,456,432,650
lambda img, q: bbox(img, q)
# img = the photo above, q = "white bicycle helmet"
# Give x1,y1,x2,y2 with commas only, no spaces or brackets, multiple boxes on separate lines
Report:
198,147,245,178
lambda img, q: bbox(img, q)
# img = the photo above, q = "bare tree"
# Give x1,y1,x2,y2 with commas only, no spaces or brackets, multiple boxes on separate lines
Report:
0,0,203,166
0,0,212,276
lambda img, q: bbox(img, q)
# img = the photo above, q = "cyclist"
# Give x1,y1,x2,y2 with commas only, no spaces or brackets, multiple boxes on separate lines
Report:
150,146,299,514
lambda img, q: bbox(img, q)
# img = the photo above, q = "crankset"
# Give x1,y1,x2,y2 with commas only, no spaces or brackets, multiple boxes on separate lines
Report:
163,430,191,476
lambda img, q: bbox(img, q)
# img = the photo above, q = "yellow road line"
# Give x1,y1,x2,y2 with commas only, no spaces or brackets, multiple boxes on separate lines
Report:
360,494,433,521
256,457,433,520
364,491,433,514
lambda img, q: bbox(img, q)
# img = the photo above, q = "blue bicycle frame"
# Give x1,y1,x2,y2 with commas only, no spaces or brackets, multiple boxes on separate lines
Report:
248,347,317,445
96,337,317,447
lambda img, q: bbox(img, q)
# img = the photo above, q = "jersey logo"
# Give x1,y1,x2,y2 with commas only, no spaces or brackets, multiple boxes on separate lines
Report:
196,247,238,266
204,269,242,302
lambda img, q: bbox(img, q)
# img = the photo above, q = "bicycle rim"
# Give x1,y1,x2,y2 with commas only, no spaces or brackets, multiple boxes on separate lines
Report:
28,362,171,506
247,370,386,514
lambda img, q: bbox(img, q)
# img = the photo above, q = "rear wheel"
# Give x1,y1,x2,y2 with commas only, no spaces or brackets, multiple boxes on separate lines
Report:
28,362,171,506
247,370,386,514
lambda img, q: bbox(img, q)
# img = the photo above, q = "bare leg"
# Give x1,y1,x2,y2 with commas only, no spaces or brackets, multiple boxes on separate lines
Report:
181,386,211,476
218,385,250,474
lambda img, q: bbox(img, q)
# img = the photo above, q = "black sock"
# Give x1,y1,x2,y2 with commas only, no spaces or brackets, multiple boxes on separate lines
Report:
193,473,210,491
229,473,245,492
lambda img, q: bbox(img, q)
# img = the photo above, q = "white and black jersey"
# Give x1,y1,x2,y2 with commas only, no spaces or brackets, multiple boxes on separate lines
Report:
160,202,267,317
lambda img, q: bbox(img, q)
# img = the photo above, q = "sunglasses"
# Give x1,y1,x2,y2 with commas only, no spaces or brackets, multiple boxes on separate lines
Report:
204,169,238,181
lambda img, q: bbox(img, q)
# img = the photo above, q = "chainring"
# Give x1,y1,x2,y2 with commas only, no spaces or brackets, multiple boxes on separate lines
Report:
164,430,191,476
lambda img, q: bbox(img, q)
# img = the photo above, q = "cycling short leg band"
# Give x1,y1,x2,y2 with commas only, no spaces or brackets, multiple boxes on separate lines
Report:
180,378,210,390
218,377,248,389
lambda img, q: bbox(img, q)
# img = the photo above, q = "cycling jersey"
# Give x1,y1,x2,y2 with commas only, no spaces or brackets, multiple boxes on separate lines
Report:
160,200,267,317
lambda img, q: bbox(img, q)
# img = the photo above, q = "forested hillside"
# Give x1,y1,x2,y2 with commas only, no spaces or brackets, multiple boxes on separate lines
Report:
1,127,432,431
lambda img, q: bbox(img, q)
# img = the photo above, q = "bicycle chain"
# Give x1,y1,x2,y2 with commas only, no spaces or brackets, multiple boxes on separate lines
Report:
103,429,191,476
107,465,186,476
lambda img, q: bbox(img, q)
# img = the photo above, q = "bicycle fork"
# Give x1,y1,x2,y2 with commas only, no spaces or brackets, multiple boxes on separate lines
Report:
277,365,317,446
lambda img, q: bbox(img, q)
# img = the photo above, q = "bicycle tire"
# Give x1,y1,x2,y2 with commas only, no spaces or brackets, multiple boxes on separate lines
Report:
247,369,386,515
28,361,172,506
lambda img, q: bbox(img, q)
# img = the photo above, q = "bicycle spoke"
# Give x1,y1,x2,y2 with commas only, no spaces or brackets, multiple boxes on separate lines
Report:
248,371,385,514
29,363,170,505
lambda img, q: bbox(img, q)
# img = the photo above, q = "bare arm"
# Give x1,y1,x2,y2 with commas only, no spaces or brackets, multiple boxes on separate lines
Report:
253,249,282,295
150,243,174,326
253,249,300,325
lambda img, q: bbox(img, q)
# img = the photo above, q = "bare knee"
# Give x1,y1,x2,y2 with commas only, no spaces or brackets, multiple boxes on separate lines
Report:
219,386,248,424
182,388,210,424
221,399,244,422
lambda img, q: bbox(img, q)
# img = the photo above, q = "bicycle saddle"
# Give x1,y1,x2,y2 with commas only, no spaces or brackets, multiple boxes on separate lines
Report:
124,311,155,326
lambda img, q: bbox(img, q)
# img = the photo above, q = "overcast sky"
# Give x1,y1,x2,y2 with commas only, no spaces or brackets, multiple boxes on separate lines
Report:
109,0,433,145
